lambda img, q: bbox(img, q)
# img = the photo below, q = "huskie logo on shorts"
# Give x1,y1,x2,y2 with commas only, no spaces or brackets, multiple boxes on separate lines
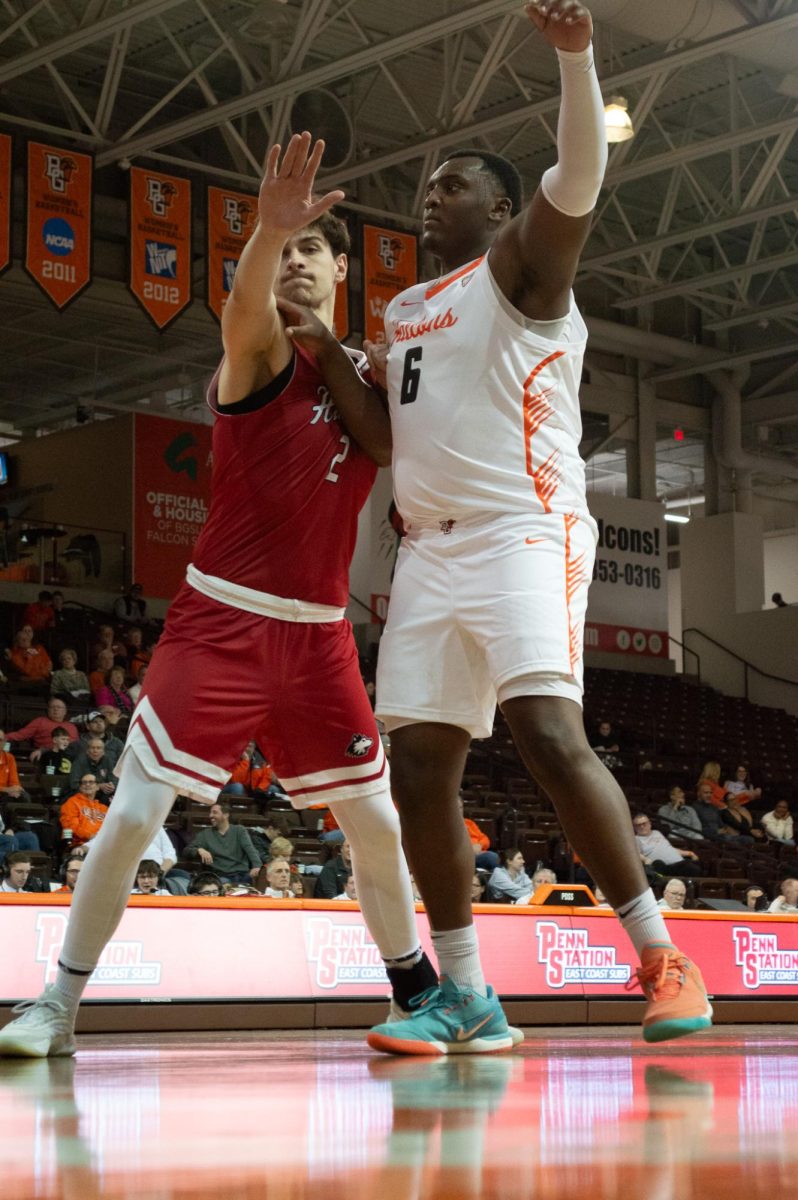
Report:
35,912,161,986
537,922,631,988
306,916,388,988
346,733,373,758
733,926,798,989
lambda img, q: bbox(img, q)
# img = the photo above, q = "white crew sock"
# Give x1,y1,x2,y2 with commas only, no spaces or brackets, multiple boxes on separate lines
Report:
616,889,675,959
431,925,486,997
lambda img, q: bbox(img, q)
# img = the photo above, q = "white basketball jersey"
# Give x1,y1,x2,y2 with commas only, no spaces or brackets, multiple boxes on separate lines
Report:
385,255,591,527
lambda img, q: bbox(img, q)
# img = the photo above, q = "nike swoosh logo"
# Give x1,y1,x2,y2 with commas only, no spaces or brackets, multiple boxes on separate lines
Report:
399,300,423,307
525,537,547,545
455,1014,495,1041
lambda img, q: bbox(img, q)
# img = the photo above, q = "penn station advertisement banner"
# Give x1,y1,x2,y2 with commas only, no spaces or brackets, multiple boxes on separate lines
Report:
132,413,212,599
205,185,257,323
129,166,191,329
362,224,417,344
585,495,669,659
0,132,10,278
2,897,798,1002
25,140,92,308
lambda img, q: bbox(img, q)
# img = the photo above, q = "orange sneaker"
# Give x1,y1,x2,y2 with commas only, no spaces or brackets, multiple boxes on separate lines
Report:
635,944,713,1044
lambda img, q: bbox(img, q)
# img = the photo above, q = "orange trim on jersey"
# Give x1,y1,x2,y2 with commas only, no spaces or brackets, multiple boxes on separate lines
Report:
522,350,565,513
564,512,588,672
424,255,485,300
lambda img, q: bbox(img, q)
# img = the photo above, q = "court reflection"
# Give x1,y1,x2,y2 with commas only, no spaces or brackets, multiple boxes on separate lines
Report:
1,1030,797,1199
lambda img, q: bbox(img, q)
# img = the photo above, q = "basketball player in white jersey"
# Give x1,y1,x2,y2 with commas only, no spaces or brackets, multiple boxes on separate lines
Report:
357,1,711,1053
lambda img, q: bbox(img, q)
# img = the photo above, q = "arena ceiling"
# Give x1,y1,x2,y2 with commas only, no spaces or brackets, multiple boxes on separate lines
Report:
0,0,797,507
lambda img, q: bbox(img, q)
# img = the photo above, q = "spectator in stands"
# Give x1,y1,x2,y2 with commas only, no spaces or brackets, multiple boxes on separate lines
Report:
128,664,147,707
262,858,293,898
54,857,84,894
314,840,353,899
139,824,178,888
696,762,727,808
94,665,134,717
267,835,294,862
290,871,305,898
89,648,115,699
458,795,500,870
761,800,795,846
693,782,734,841
124,627,152,681
531,866,557,891
0,806,39,861
657,786,703,841
184,801,261,884
60,775,108,847
38,727,74,779
588,719,621,755
723,764,761,806
6,697,79,760
744,885,768,912
222,741,274,801
719,793,763,844
658,879,688,911
1,851,36,892
487,849,533,904
335,873,358,901
113,583,148,626
92,625,127,668
319,808,345,845
5,626,52,689
131,860,170,895
0,730,26,802
69,738,116,799
76,711,124,767
471,872,486,903
188,872,223,897
632,814,702,877
50,649,91,704
768,878,798,915
772,592,788,608
23,591,55,633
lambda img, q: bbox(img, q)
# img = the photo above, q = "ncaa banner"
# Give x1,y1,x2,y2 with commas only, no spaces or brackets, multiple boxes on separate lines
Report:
205,185,256,323
585,494,669,659
362,224,417,344
129,166,191,330
132,413,212,599
0,132,10,278
25,141,92,308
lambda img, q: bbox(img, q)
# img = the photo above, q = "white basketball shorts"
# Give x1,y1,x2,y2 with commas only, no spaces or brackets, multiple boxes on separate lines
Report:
375,511,597,740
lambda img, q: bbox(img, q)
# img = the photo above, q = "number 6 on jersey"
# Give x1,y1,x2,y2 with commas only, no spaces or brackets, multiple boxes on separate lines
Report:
400,347,423,405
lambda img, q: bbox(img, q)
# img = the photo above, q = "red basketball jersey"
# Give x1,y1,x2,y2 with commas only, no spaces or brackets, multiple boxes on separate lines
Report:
194,345,377,607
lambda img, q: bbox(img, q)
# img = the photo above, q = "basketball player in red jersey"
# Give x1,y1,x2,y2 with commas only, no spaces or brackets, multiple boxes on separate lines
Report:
0,133,441,1058
359,1,710,1053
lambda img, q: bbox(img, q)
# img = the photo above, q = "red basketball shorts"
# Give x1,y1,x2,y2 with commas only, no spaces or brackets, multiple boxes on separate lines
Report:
117,582,386,807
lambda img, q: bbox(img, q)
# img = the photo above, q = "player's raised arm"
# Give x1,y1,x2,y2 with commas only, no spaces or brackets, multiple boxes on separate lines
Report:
277,298,392,466
219,133,344,406
490,1,607,320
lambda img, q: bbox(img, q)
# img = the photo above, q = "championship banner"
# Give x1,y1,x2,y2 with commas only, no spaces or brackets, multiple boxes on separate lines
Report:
585,495,669,659
25,140,92,308
362,224,417,344
0,133,10,278
129,166,191,329
205,185,257,323
132,413,212,600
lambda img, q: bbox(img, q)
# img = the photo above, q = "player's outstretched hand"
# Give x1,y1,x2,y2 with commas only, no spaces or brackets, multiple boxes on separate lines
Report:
524,1,592,51
259,132,344,239
276,296,338,358
363,339,389,392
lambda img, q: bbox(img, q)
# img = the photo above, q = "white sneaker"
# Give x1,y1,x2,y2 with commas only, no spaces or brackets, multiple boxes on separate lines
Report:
386,997,525,1047
0,986,76,1058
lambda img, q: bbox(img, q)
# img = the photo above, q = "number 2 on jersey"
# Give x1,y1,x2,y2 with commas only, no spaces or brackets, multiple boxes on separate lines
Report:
326,433,350,483
400,347,423,405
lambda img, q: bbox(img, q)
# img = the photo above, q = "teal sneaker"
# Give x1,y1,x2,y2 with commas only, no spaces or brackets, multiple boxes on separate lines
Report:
368,976,514,1056
387,998,525,1048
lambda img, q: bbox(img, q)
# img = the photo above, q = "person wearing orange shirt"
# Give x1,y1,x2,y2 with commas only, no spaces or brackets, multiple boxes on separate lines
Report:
223,741,275,799
459,795,499,870
54,857,83,894
23,591,55,633
6,627,52,686
5,698,79,761
696,761,729,808
59,776,108,847
0,733,25,801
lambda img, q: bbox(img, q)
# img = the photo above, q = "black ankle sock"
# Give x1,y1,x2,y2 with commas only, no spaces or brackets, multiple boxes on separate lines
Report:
386,952,438,1012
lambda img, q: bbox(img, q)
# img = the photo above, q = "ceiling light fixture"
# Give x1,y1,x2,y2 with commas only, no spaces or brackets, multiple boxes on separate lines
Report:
604,96,635,143
664,512,690,525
